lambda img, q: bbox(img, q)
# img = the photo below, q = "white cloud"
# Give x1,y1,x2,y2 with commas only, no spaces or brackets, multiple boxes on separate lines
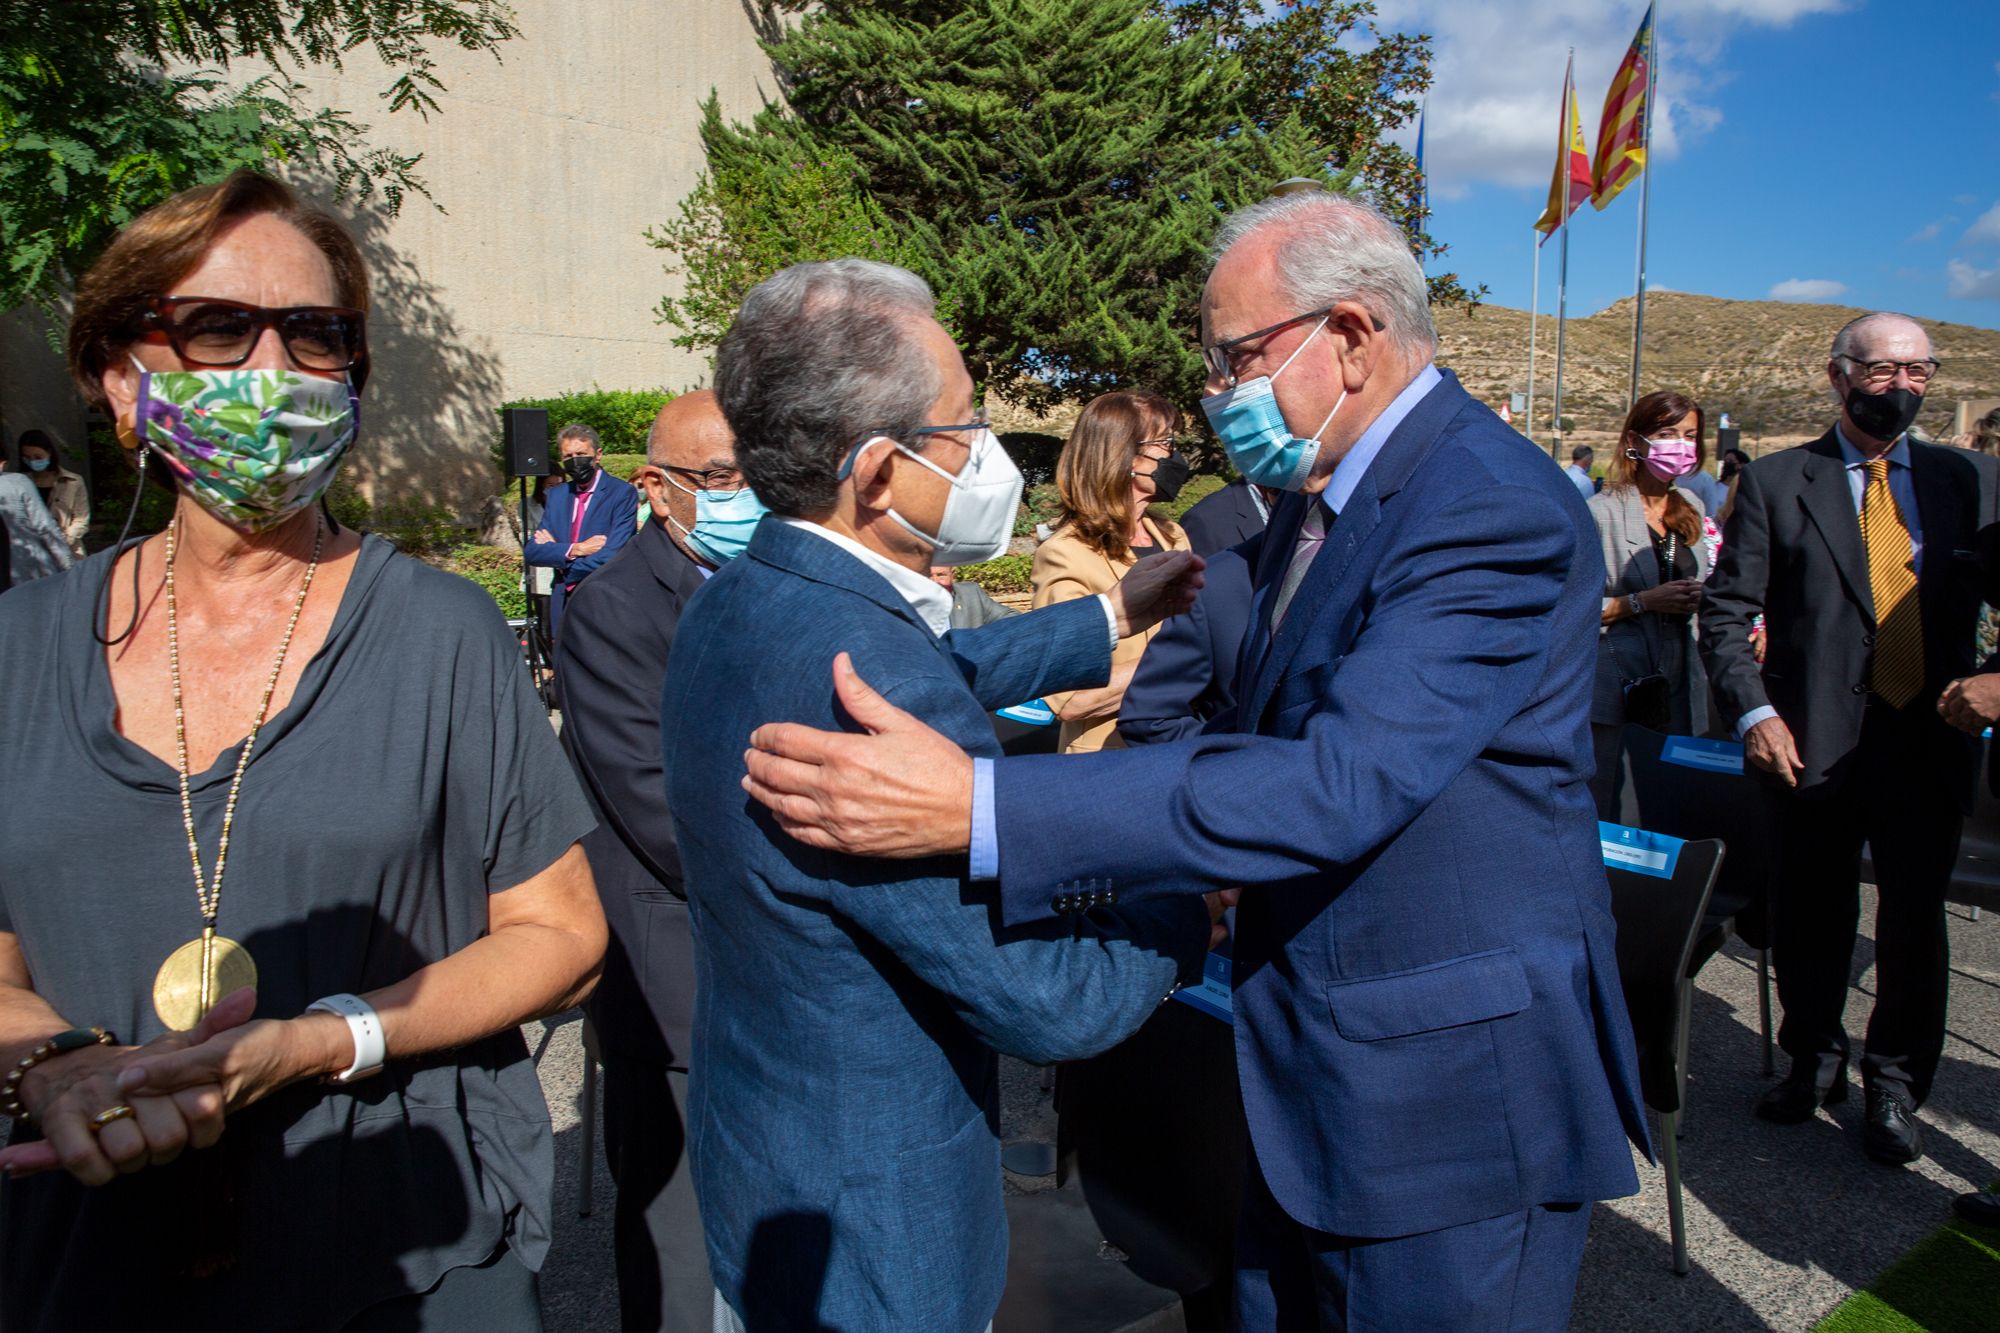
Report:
1964,202,2000,245
1376,0,1852,194
1768,278,1848,302
1948,259,2000,300
1908,217,1955,244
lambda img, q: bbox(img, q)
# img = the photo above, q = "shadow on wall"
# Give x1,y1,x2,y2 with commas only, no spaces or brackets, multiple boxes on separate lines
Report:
339,197,506,520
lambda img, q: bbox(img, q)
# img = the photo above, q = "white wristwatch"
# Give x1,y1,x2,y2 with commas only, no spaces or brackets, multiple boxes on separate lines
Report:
307,993,387,1085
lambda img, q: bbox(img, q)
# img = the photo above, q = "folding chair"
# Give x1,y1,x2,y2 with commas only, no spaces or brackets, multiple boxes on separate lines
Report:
1619,726,1782,1073
1602,826,1726,1278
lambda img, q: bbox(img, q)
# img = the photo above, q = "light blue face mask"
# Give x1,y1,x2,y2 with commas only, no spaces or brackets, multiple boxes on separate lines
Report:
666,474,767,565
24,457,51,473
1199,317,1344,492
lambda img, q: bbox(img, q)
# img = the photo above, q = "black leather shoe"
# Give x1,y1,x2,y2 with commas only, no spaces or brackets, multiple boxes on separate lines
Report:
1756,1070,1848,1124
1953,1191,2000,1226
1863,1086,1923,1165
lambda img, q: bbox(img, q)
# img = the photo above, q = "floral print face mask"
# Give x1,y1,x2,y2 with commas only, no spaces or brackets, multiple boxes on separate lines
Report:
132,363,360,532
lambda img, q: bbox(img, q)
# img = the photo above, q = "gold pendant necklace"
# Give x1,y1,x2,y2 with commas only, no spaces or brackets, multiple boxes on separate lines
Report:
150,516,324,1031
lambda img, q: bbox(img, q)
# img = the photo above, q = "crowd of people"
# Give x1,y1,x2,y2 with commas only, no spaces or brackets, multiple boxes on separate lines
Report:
1,166,1997,1333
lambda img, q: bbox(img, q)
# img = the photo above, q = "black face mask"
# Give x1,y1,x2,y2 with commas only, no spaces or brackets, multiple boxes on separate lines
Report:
1144,451,1192,505
1844,384,1923,444
561,456,599,487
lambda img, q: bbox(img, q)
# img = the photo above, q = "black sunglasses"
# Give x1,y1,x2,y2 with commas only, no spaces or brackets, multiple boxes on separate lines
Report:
139,296,367,374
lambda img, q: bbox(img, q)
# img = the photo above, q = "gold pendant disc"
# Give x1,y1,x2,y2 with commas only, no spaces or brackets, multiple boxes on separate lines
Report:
152,934,258,1031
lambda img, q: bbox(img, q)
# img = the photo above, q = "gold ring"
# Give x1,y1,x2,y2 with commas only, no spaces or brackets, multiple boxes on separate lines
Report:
88,1104,136,1131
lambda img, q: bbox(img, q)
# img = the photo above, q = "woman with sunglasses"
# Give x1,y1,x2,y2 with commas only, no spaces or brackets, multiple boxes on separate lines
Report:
1031,390,1195,753
0,171,605,1330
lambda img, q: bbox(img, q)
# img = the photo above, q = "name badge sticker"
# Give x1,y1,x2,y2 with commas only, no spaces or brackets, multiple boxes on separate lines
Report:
1173,951,1234,1023
1598,821,1686,880
1660,735,1745,774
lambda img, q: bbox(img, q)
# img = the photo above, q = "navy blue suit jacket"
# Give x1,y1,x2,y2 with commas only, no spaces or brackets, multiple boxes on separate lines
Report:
554,519,705,1068
526,472,639,636
991,372,1648,1240
1116,540,1256,746
662,518,1207,1331
1178,480,1268,556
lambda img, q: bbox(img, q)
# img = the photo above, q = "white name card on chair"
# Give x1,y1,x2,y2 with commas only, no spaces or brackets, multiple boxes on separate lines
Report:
1659,736,1745,775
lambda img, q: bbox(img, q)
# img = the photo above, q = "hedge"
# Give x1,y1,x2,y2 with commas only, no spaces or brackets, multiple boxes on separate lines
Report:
959,553,1033,595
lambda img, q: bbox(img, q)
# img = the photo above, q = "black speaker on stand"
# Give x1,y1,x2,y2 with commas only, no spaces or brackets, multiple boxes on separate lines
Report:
1716,426,1742,456
502,408,553,705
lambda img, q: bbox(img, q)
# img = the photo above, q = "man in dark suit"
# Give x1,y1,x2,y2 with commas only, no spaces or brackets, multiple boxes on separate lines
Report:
554,391,747,1330
1178,479,1270,556
1116,540,1256,746
1702,312,2000,1164
527,422,639,641
741,195,1647,1329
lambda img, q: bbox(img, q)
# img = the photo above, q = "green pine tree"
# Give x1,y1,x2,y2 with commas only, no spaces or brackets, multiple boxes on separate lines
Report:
656,0,1343,413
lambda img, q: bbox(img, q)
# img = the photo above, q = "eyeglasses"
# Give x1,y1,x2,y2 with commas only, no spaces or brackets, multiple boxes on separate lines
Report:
1201,307,1332,389
837,412,991,479
139,297,367,373
663,464,745,491
1837,356,1941,387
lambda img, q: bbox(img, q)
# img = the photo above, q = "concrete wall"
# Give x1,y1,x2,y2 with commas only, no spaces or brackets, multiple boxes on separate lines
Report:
0,0,778,515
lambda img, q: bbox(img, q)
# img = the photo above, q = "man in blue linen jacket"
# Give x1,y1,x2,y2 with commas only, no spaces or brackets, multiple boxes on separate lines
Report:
527,422,639,640
740,195,1649,1330
661,259,1211,1333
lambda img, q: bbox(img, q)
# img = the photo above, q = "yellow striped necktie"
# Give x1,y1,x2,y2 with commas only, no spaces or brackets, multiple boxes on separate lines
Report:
1859,458,1923,708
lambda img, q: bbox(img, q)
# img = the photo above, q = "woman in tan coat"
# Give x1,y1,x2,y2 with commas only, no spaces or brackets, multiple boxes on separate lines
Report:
1031,390,1193,753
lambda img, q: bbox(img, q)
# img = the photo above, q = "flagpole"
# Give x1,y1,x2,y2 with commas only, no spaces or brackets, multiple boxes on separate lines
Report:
1554,222,1571,453
1628,5,1659,406
1528,234,1542,452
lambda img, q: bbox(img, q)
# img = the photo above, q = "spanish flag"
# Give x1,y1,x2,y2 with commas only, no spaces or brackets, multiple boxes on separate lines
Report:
1534,53,1592,244
1592,4,1654,210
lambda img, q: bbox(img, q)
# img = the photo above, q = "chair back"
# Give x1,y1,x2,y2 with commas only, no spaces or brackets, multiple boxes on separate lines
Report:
1603,825,1725,1114
1618,725,1780,948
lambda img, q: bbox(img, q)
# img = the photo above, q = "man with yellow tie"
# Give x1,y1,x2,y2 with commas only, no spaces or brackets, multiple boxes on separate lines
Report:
1703,312,2000,1165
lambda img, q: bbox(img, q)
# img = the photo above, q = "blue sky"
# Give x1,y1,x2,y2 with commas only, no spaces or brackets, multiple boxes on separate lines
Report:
1379,0,2000,328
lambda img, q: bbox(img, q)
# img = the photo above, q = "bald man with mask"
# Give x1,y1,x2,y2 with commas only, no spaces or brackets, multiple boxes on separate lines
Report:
556,390,766,1330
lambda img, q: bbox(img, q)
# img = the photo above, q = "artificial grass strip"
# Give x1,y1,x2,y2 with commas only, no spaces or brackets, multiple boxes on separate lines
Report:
1812,1215,2000,1332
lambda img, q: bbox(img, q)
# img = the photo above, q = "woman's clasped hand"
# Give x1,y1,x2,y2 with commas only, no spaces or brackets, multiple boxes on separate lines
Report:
0,990,259,1186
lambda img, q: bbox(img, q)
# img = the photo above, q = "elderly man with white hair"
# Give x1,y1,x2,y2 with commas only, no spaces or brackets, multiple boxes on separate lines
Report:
1703,313,2000,1166
740,192,1649,1329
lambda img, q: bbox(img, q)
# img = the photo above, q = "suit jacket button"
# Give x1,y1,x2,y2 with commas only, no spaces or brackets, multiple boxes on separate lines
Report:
1051,896,1065,913
1862,633,1875,648
1852,684,1866,695
1104,889,1118,906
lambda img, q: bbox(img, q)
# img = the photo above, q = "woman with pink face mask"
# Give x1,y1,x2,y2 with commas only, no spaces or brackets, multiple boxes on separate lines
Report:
1585,390,1715,817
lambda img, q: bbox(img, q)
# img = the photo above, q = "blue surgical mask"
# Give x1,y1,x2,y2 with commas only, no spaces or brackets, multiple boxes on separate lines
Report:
24,457,51,473
1200,317,1344,492
667,475,767,566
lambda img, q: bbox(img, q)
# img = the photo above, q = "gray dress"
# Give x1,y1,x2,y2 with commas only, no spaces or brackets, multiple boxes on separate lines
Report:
0,536,593,1330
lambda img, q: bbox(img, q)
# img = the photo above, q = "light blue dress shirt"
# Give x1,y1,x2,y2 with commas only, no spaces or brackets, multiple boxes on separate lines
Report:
969,363,1445,880
1734,426,1923,737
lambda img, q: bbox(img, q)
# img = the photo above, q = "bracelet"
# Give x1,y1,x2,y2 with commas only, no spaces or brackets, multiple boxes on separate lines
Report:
2,1027,116,1123
306,994,386,1085
1626,592,1646,616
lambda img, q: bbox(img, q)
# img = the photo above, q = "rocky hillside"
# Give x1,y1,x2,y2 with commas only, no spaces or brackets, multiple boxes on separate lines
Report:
1435,291,2000,450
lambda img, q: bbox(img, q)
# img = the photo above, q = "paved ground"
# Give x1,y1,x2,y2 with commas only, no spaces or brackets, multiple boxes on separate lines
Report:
530,892,2000,1331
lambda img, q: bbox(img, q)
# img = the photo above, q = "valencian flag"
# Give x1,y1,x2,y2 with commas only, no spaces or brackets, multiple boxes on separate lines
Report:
1534,52,1592,244
1592,4,1654,209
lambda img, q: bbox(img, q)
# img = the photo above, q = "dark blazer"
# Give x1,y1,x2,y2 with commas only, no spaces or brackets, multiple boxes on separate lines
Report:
987,372,1648,1241
1116,540,1257,746
1700,431,2000,807
553,518,705,1066
662,518,1208,1332
1177,480,1267,556
526,473,639,637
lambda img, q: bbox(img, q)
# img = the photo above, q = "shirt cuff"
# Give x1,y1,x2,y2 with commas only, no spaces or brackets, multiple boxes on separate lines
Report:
969,757,999,881
1735,706,1779,739
1095,593,1119,651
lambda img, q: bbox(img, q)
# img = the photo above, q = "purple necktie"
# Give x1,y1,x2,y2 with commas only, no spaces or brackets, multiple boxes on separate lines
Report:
1272,502,1329,628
